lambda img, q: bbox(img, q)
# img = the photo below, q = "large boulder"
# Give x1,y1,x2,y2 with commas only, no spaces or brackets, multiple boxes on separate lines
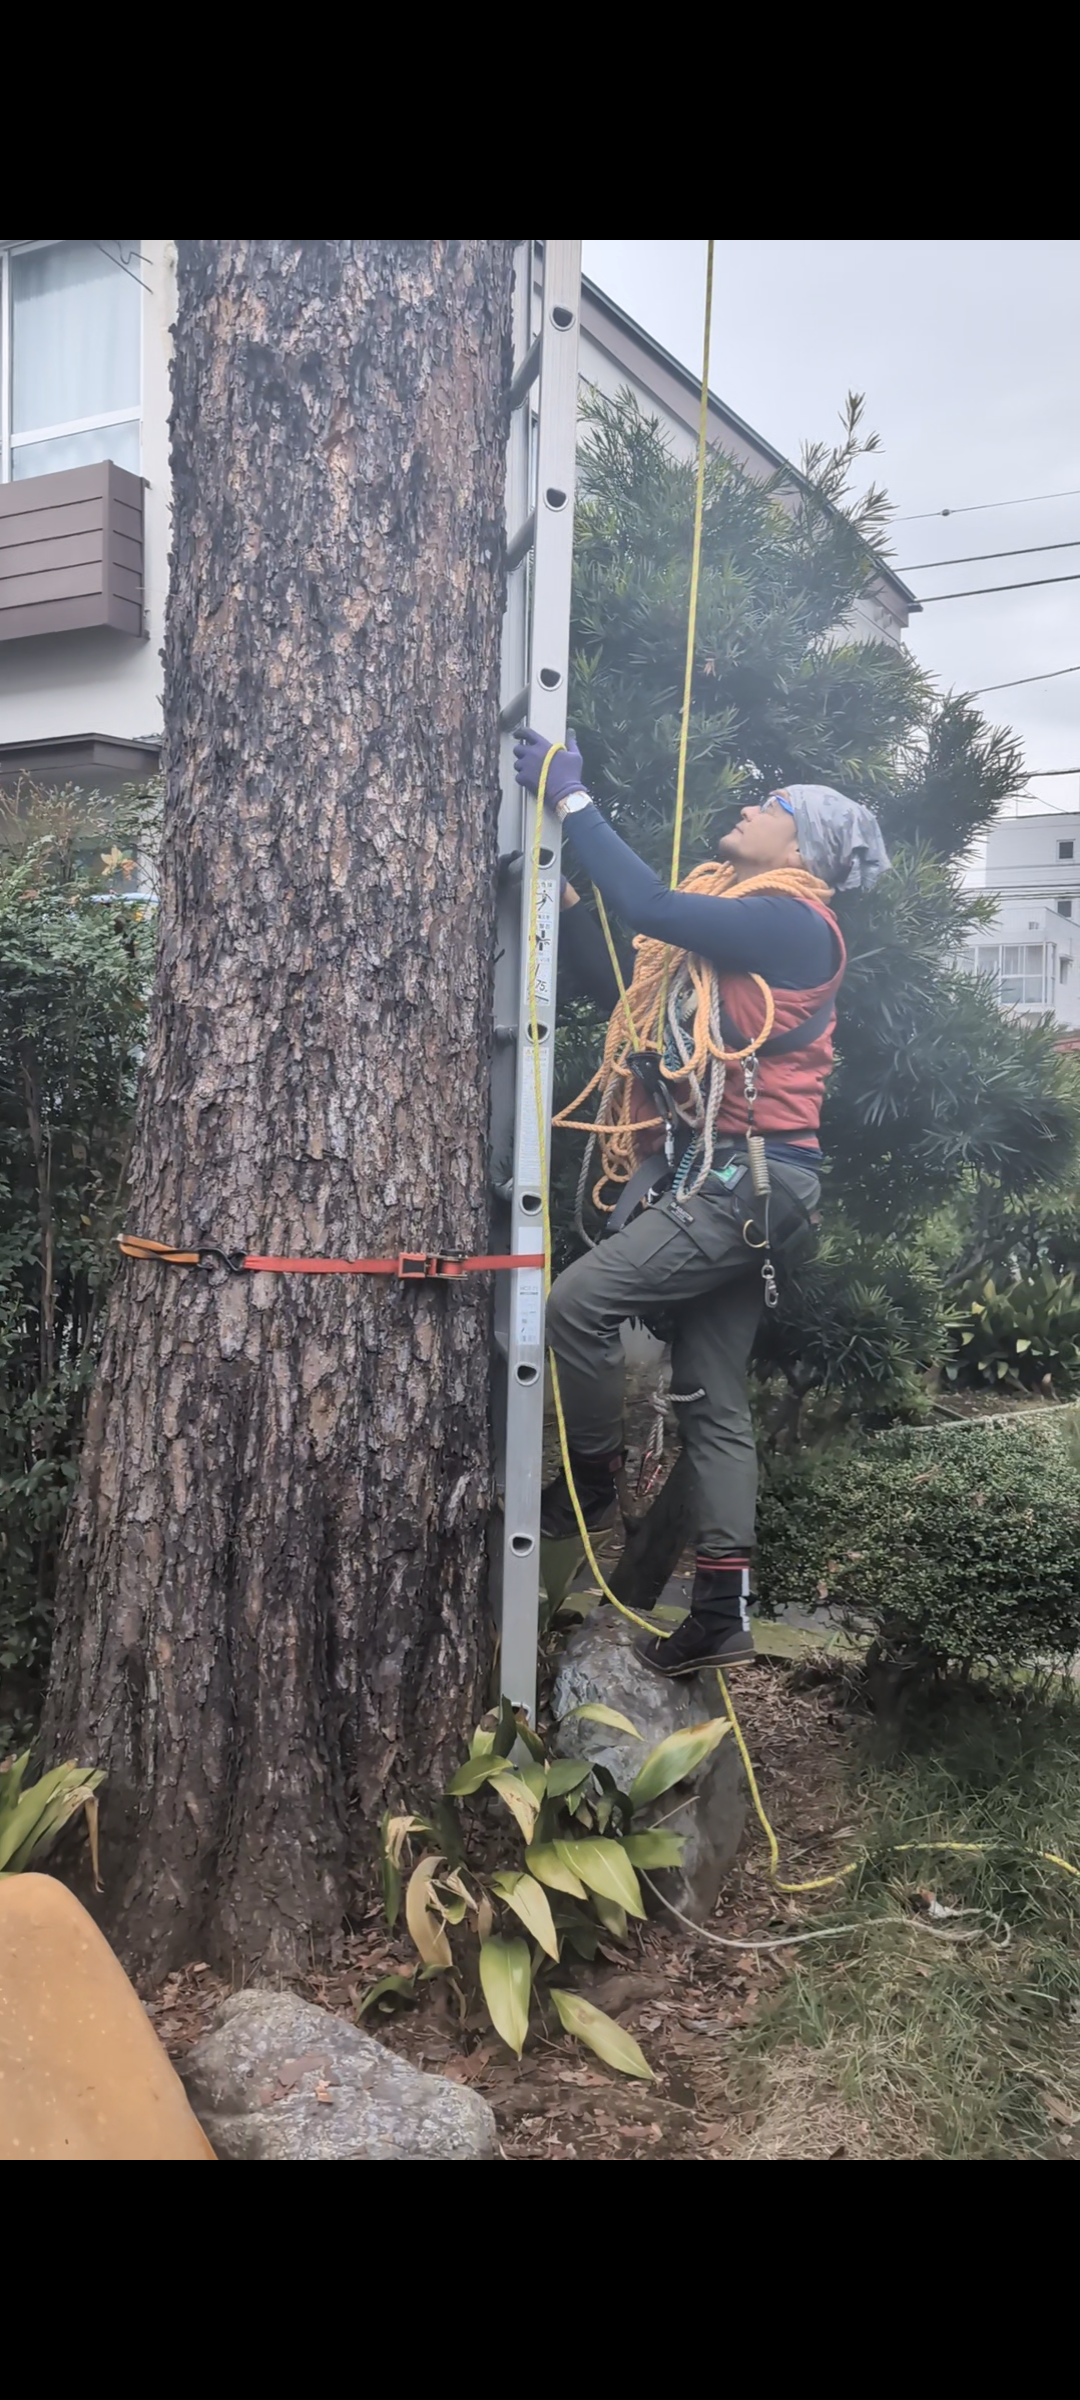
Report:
181,1991,496,2160
552,1608,747,1923
0,1874,215,2161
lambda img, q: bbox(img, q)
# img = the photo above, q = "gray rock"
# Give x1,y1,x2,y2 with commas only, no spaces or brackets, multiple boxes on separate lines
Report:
551,1608,747,1925
181,1991,497,2161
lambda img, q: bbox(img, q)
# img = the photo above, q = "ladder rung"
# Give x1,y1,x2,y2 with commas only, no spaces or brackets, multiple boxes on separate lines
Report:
506,510,536,575
500,686,529,733
508,335,542,414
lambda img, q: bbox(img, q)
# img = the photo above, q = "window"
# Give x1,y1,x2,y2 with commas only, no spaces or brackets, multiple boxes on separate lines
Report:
1058,899,1073,917
1059,841,1075,861
999,943,1047,1006
1,241,141,483
972,943,1053,1009
1061,957,1071,985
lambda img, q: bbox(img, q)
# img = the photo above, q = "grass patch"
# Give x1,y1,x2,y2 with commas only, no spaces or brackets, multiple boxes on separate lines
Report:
739,1678,1080,2159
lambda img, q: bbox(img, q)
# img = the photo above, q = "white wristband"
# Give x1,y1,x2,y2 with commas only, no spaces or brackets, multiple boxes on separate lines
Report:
554,789,593,821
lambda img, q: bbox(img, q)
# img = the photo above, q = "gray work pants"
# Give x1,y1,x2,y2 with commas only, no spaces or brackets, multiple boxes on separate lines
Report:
545,1160,820,1553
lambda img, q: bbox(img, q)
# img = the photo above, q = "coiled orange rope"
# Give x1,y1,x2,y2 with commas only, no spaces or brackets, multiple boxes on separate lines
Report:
553,859,833,1207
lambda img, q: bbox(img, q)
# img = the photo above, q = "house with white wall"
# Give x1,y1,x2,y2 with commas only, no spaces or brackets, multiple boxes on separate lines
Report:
0,240,917,797
961,811,1080,1033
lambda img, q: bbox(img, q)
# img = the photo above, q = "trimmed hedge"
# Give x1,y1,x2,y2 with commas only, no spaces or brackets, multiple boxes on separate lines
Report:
757,1414,1080,1669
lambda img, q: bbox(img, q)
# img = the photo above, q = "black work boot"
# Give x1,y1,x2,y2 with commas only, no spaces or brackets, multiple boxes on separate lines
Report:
635,1552,756,1678
540,1449,623,1540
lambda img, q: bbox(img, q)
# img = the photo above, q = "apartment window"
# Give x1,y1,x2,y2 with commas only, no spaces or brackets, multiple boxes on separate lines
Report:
1061,957,1071,985
1059,841,1075,862
1,241,141,483
999,943,1047,1007
1058,898,1073,917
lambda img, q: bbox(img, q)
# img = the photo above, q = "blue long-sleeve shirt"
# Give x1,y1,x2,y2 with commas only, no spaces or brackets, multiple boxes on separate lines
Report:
557,803,839,1004
557,805,840,1164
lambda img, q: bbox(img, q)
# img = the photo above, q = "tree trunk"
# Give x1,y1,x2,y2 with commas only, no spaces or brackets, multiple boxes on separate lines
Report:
42,240,514,1976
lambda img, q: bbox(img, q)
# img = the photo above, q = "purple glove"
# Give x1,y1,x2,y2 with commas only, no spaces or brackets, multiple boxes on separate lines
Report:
513,726,590,809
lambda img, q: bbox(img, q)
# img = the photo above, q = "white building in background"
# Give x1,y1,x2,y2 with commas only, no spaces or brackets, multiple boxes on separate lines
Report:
962,812,1080,1033
0,241,917,797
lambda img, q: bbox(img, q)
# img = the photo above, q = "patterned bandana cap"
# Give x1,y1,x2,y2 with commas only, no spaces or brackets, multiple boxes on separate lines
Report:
771,784,890,893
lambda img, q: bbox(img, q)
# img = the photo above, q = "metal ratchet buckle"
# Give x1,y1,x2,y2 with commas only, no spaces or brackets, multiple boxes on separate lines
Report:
196,1242,248,1277
397,1253,461,1280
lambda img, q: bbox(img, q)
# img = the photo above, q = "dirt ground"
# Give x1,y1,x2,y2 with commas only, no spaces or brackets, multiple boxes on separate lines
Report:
150,1659,902,2162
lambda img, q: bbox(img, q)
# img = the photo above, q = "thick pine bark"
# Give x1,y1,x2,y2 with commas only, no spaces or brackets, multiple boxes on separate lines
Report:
42,241,514,1975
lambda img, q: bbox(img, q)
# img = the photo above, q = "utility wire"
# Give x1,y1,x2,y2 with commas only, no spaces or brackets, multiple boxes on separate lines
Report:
901,537,1080,573
919,571,1080,604
970,663,1080,696
896,485,1080,525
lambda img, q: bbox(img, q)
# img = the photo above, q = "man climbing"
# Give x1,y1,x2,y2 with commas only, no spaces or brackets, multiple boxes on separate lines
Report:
513,729,889,1679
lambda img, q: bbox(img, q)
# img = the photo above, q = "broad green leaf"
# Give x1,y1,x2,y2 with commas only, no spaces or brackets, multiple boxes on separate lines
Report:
565,1702,643,1740
622,1830,686,1869
514,1716,547,1763
428,1798,463,1867
445,1753,512,1797
381,1853,401,1927
629,1718,728,1811
528,1842,589,1898
554,1838,645,1918
495,1698,519,1760
491,1869,560,1960
560,1919,602,1960
546,1758,593,1800
590,1892,627,1939
356,1968,418,2018
0,1752,30,1829
540,1536,586,1609
7,1782,103,1887
490,1772,540,1843
356,1964,443,2020
480,1935,532,2057
405,1855,453,1969
549,1988,654,2080
381,1808,422,1926
519,1762,549,1803
0,1763,100,1874
469,1723,498,1758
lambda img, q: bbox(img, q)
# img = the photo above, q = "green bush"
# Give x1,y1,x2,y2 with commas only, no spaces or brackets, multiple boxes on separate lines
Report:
945,1270,1080,1394
0,784,155,1739
755,1227,944,1427
757,1417,1080,1670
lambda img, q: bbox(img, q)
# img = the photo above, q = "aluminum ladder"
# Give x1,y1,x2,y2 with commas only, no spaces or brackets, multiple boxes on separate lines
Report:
490,240,583,1727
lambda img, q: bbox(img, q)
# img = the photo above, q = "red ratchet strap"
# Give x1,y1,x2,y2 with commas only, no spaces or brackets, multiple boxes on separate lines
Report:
118,1235,544,1280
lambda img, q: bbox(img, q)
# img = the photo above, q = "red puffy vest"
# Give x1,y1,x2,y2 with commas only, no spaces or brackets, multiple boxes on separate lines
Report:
629,896,846,1155
714,895,845,1141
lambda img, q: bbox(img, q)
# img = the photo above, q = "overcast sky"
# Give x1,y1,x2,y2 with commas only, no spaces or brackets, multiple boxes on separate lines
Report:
583,242,1080,822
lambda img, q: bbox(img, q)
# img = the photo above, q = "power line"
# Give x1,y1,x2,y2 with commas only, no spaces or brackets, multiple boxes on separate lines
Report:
919,571,1080,604
971,663,1080,696
896,485,1080,525
900,537,1080,573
